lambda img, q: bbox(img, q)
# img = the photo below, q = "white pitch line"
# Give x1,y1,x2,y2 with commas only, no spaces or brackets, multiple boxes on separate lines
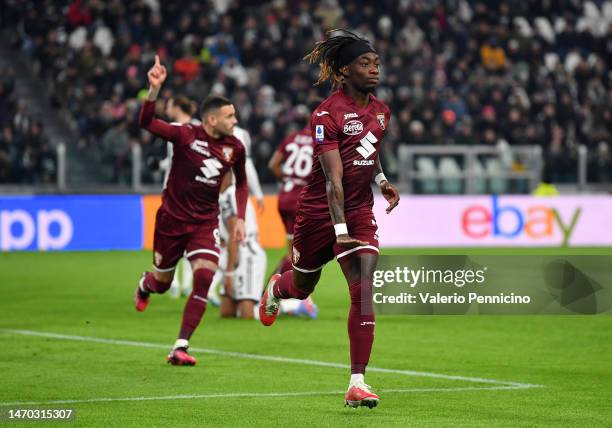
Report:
0,329,542,389
0,386,531,407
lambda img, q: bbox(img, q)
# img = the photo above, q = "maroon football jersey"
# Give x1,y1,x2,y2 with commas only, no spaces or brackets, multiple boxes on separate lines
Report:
139,100,247,224
275,127,314,197
299,88,390,219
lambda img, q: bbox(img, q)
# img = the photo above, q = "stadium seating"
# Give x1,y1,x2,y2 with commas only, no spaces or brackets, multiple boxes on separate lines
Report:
0,0,610,188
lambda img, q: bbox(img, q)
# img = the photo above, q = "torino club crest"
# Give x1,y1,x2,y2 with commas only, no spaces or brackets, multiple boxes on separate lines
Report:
377,113,386,130
222,146,234,162
292,247,301,265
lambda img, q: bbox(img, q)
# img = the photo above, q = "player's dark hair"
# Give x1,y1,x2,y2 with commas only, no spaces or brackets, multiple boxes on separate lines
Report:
200,95,232,118
304,29,376,86
172,95,196,116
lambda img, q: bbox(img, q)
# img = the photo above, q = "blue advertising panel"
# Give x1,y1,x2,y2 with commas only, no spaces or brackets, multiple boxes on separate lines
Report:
0,195,143,251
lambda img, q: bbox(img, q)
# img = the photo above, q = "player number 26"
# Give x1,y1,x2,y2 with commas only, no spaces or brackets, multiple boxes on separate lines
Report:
282,143,313,178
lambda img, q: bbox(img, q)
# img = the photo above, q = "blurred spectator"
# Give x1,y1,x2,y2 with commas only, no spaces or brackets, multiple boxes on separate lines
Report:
0,127,14,181
101,120,131,183
0,65,56,184
480,38,507,71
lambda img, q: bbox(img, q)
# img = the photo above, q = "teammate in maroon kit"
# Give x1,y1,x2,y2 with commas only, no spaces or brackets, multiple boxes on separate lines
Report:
135,55,248,366
268,106,315,274
259,30,400,408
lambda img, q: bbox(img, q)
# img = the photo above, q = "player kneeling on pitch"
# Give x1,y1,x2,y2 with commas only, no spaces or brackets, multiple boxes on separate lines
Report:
134,55,248,366
209,172,267,318
207,172,319,320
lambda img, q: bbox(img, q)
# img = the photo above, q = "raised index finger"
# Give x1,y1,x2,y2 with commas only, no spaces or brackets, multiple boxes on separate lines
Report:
154,54,160,66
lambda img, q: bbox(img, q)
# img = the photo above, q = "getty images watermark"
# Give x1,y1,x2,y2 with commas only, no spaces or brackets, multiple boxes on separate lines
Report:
373,265,531,305
365,255,612,315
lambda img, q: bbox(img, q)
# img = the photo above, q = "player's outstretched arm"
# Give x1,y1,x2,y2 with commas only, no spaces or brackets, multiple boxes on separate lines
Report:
245,156,265,213
240,129,265,212
223,215,238,297
374,158,399,214
320,150,368,249
138,55,183,143
232,149,248,243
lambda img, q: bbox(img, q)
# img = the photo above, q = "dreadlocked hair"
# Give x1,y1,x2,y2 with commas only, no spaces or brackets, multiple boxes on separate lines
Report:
304,29,370,87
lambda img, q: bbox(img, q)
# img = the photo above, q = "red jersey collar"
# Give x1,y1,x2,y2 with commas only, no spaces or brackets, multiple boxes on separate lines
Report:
196,126,224,144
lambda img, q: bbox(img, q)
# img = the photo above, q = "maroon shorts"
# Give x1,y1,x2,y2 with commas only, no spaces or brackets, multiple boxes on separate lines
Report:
291,206,379,273
278,187,303,238
152,209,220,272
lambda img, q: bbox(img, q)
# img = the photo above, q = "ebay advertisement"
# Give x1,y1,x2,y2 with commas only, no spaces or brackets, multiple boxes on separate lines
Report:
373,195,612,247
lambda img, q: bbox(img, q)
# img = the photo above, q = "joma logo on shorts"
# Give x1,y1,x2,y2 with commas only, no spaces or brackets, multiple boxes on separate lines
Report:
343,120,363,135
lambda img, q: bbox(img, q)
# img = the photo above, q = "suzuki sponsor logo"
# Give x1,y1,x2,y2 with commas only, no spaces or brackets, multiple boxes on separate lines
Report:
0,209,74,250
190,140,210,156
343,120,363,136
196,158,223,184
353,159,375,165
344,112,358,120
462,195,581,245
356,131,378,159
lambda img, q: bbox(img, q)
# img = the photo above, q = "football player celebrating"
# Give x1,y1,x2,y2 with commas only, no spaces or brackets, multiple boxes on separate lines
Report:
135,55,248,366
160,95,200,299
259,30,400,407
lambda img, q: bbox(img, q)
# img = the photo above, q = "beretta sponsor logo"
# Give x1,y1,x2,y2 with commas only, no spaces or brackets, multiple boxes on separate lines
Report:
343,120,363,135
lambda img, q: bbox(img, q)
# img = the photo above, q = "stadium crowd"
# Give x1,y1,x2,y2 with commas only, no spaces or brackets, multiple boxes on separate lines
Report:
0,66,57,184
2,0,611,184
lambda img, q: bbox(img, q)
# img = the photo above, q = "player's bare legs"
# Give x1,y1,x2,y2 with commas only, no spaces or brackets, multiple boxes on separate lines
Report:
168,258,217,366
237,300,256,319
221,295,258,320
220,296,238,317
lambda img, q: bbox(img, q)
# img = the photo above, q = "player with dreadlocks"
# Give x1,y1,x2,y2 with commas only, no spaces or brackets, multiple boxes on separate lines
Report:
259,29,400,408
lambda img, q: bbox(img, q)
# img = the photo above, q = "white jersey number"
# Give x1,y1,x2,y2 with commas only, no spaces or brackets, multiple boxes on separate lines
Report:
282,143,313,178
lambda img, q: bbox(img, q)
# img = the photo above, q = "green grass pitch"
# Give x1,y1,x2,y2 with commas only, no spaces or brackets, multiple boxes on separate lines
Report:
0,248,610,427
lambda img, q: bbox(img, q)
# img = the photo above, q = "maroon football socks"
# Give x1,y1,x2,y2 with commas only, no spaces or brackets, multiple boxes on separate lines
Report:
178,268,214,340
272,270,310,300
272,268,374,374
142,271,172,294
347,280,375,374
